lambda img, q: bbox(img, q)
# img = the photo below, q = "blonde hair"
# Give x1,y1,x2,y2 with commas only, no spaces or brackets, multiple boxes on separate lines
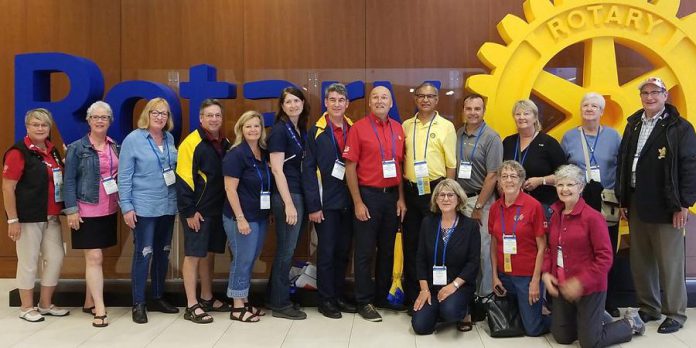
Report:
136,97,174,131
512,99,542,131
24,108,54,128
429,179,468,215
232,110,267,149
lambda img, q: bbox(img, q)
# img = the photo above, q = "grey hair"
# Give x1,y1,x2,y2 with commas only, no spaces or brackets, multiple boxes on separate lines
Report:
86,101,113,121
554,164,586,190
415,82,439,95
25,108,54,128
496,160,526,182
324,83,348,98
581,92,606,110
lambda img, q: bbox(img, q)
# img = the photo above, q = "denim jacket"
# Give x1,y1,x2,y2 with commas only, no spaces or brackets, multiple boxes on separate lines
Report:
63,135,120,214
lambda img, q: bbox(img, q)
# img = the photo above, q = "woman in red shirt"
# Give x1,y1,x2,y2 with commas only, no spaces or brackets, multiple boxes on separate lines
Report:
489,160,549,336
543,164,643,347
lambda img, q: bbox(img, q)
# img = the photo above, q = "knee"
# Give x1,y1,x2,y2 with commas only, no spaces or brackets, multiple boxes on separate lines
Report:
411,318,435,335
552,330,576,345
440,303,466,322
137,245,154,261
85,249,103,266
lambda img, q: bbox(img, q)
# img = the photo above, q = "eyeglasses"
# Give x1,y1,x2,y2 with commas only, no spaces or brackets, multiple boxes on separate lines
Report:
327,97,347,105
28,123,49,129
640,90,665,98
415,94,438,100
150,111,170,118
437,192,456,200
556,182,579,189
90,115,110,121
500,174,520,181
202,113,222,119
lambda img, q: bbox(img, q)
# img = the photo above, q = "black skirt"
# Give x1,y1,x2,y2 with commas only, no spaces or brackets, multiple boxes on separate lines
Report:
71,213,118,249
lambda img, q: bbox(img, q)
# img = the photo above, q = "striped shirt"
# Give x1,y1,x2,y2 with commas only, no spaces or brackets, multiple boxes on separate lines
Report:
632,108,666,187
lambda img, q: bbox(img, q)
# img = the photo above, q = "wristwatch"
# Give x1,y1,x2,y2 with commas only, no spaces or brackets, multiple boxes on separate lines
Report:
474,203,483,210
7,218,19,224
452,279,461,289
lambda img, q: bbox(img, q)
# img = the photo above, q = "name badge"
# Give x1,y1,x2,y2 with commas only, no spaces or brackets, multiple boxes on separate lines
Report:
414,160,429,178
382,160,397,179
556,245,564,268
433,266,447,285
260,191,271,210
331,160,345,180
163,168,176,186
417,177,431,196
503,235,517,254
52,168,64,203
590,165,601,183
102,176,118,195
458,161,473,179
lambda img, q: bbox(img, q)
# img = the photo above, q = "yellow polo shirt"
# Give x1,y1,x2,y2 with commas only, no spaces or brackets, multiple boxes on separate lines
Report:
403,112,457,182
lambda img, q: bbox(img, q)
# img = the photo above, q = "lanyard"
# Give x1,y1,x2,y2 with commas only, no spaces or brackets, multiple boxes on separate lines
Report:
105,144,114,177
513,135,530,165
460,123,486,162
146,134,171,171
433,215,459,266
252,159,271,192
326,117,348,160
368,116,397,161
580,127,601,166
501,206,521,237
285,122,304,152
413,115,435,161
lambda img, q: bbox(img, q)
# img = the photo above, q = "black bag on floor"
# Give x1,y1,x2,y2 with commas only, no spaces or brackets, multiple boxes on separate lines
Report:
470,294,490,322
487,294,524,338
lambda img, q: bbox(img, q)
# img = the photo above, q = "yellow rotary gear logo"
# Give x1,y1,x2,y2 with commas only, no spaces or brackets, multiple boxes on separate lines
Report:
465,0,696,139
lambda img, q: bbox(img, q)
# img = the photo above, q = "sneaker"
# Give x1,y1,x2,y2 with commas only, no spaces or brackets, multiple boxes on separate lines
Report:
272,306,307,320
37,304,70,317
624,309,645,335
19,307,45,322
358,304,382,322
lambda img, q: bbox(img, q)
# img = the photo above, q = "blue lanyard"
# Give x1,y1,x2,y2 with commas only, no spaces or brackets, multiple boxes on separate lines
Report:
460,123,486,162
285,122,304,152
433,215,459,266
513,135,530,165
580,127,601,166
368,116,397,161
146,134,171,171
501,206,521,237
252,159,271,192
413,115,435,161
326,117,348,160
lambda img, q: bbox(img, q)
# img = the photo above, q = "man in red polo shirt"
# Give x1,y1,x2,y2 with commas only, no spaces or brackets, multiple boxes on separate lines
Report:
343,86,406,322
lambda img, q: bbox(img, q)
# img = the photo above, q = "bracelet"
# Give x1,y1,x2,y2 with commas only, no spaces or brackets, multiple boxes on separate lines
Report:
542,176,547,186
7,218,19,224
420,289,430,293
236,215,245,220
452,279,461,289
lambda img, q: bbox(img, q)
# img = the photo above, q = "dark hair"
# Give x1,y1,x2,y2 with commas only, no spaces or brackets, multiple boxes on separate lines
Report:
199,98,223,114
463,93,486,112
414,82,439,95
275,87,309,131
324,83,348,98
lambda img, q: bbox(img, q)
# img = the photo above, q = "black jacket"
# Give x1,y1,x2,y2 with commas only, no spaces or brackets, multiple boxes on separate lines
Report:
616,103,696,223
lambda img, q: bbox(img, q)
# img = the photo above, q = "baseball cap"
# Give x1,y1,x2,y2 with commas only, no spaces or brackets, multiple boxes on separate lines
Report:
638,77,667,90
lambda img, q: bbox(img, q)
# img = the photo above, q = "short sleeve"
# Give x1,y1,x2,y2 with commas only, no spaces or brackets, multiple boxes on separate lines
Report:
532,201,546,237
343,124,361,162
223,148,244,178
2,149,25,180
267,123,288,153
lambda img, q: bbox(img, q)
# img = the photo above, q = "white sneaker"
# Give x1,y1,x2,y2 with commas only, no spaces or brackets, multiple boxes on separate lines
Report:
19,307,45,322
37,304,70,317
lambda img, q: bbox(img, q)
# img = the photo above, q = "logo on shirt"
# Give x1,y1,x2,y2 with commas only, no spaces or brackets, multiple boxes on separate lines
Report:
343,146,350,153
430,132,436,139
658,146,666,159
2,164,8,174
514,214,524,222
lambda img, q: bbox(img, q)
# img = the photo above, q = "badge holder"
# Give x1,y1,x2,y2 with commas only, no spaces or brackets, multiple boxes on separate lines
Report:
382,159,397,179
433,265,448,286
52,168,64,202
458,160,473,179
260,191,271,210
102,176,119,195
331,160,345,180
163,167,176,186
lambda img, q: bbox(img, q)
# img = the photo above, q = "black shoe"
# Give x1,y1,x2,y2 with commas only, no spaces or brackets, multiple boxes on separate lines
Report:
132,304,148,324
375,301,407,312
318,301,342,319
606,307,620,318
638,310,661,323
658,318,683,334
150,298,180,314
358,304,382,322
336,298,357,313
272,306,307,320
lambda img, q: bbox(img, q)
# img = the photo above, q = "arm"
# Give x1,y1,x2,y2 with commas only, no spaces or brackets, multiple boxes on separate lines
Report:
2,179,21,241
117,135,137,229
414,217,432,310
396,180,406,222
443,122,458,180
62,143,79,215
346,160,369,221
224,176,251,234
302,128,323,223
490,235,505,295
528,234,547,305
472,172,498,223
270,152,297,225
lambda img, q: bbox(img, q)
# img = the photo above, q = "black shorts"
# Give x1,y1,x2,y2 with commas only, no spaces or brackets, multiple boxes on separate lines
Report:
182,215,226,257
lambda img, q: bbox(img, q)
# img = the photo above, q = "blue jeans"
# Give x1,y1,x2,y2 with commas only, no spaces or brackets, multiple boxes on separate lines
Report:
131,215,175,305
224,215,268,299
411,287,472,335
268,193,305,309
499,273,551,336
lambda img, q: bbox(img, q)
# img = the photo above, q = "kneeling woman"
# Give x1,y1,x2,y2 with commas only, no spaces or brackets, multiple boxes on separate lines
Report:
411,179,480,335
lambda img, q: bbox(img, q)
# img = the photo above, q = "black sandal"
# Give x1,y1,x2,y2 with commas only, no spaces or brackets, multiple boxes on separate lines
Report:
92,314,109,328
184,304,214,324
230,306,259,323
245,303,266,316
199,297,232,312
457,319,473,332
82,306,96,315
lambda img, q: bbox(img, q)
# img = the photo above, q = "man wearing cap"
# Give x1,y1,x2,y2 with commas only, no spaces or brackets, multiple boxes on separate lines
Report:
616,77,696,334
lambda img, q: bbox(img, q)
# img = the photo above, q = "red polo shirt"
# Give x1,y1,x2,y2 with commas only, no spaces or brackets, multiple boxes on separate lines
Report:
488,191,546,276
326,115,349,152
543,198,613,296
343,113,404,188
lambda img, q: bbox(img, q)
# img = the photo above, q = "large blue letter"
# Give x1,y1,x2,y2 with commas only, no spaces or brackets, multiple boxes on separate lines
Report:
180,65,236,131
243,80,298,126
14,53,104,143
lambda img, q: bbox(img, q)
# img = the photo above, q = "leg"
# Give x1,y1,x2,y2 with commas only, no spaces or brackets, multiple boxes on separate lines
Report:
438,287,471,323
198,254,213,300
131,216,156,305
551,295,579,345
224,216,262,300
150,215,175,300
316,210,340,302
15,222,44,310
268,193,305,310
353,189,381,305
605,224,619,313
201,215,226,303
411,293,440,335
38,217,65,308
503,274,549,336
477,197,494,296
653,223,687,324
374,191,398,306
401,186,426,306
575,292,633,348
333,208,354,300
84,249,106,316
182,256,201,307
628,200,661,317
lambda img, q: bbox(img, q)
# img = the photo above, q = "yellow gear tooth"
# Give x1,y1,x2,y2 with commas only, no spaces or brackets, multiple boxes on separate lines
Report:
477,42,508,70
523,0,554,22
681,13,696,33
497,15,529,44
465,74,495,96
651,0,680,17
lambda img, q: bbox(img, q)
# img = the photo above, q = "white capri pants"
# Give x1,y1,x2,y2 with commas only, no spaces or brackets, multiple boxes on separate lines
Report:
15,216,64,289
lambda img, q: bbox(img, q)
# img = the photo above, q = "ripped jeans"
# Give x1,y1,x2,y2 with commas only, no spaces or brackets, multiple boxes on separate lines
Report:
131,215,175,305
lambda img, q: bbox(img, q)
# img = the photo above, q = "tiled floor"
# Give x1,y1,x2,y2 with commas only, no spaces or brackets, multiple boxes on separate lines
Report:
1,278,694,347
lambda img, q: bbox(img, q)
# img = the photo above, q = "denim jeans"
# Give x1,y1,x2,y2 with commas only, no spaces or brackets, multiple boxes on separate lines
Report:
411,286,472,335
267,193,305,309
499,273,551,336
224,215,268,299
131,215,175,305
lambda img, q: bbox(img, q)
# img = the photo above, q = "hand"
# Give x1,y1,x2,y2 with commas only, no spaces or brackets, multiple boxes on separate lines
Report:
471,207,483,225
437,283,457,302
237,218,251,235
186,212,204,232
354,202,371,221
542,273,559,297
396,199,407,223
492,276,507,296
123,211,137,229
528,279,540,305
523,177,542,191
285,203,298,225
559,277,583,302
413,290,431,311
308,210,324,224
672,207,689,229
620,208,628,221
7,223,21,242
67,213,83,230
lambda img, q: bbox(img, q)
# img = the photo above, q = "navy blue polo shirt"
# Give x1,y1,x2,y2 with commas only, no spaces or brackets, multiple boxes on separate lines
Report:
267,121,305,194
222,141,272,222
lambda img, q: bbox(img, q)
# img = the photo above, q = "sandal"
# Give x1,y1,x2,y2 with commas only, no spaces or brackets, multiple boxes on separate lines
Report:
245,303,266,316
199,297,231,312
457,319,473,332
82,306,96,315
184,304,213,324
92,314,109,328
230,306,259,323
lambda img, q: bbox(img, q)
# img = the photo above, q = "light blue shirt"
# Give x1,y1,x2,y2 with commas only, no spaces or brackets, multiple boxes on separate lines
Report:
118,128,178,217
561,126,621,189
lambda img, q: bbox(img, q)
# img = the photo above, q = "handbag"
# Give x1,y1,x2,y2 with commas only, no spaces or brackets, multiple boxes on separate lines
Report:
486,294,524,338
579,127,619,225
470,294,491,322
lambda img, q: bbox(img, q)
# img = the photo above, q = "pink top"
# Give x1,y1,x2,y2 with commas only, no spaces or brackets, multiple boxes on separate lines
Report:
78,142,119,217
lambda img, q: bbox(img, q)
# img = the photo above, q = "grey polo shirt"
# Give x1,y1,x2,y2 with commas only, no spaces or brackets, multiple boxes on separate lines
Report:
455,123,503,194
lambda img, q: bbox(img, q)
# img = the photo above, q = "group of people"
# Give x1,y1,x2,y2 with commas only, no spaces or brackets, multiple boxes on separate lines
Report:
3,76,695,347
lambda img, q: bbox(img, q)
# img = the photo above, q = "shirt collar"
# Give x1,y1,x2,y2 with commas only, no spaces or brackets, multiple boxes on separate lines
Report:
368,113,391,125
24,136,53,154
413,112,439,126
641,107,667,123
201,128,220,142
551,197,587,216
